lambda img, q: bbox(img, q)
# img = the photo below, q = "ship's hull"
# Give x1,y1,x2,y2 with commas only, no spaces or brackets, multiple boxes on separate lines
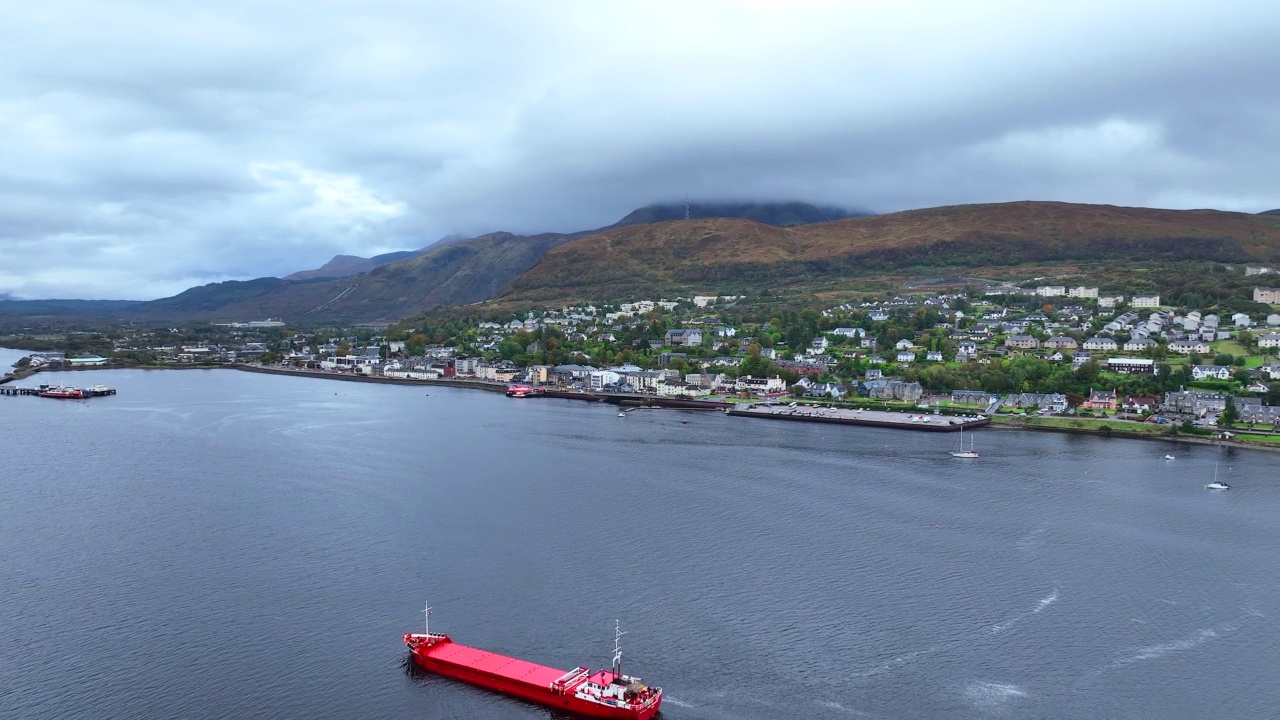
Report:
408,644,660,719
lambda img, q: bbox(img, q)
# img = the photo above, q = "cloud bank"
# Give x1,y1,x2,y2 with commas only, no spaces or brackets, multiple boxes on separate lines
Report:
2,0,1278,298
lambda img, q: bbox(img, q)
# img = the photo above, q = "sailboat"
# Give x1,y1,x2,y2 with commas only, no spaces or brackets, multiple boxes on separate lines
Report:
1205,463,1230,490
950,424,979,458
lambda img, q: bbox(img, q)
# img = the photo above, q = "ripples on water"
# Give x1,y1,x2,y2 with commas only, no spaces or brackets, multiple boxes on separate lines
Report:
0,366,1277,719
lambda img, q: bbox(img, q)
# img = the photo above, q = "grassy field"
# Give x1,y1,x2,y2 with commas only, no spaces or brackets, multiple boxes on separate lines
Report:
992,415,1173,435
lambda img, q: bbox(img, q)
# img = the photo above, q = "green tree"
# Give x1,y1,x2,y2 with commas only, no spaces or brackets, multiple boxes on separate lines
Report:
1220,395,1239,426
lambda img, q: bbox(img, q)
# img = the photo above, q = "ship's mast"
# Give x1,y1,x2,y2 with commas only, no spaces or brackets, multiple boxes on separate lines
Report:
612,619,626,677
424,601,433,636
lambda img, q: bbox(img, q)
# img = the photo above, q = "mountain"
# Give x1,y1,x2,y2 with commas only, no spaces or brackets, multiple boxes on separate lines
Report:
1260,209,1280,216
612,201,865,228
284,249,423,280
500,201,1280,303
121,201,854,321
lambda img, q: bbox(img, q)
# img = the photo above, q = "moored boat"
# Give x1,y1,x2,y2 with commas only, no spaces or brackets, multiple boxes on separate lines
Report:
405,606,662,719
37,385,85,399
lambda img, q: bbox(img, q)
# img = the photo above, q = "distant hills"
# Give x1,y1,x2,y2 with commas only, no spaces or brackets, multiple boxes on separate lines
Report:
9,199,1280,324
284,250,424,281
1260,209,1280,216
500,201,1280,303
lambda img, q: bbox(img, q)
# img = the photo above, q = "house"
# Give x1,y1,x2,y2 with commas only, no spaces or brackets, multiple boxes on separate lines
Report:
1124,337,1158,352
1067,286,1099,298
658,352,688,365
1107,358,1156,374
1003,393,1069,412
712,326,737,339
1238,402,1280,424
1044,336,1078,350
1005,335,1040,349
1170,339,1211,354
1131,295,1161,308
957,340,978,354
925,351,944,362
1036,286,1066,297
1082,337,1118,351
1098,295,1125,309
831,327,865,338
1191,365,1232,381
1254,287,1280,304
1268,314,1280,327
895,338,914,350
807,381,846,399
664,329,703,347
1258,333,1280,349
951,390,994,406
1072,351,1093,368
1162,390,1227,416
1122,396,1157,413
734,375,787,395
864,368,883,380
896,351,916,363
1233,312,1254,328
869,311,890,322
862,379,924,403
1082,388,1117,411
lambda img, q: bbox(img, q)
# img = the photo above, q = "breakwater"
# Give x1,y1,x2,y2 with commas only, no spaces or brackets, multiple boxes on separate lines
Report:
728,404,989,432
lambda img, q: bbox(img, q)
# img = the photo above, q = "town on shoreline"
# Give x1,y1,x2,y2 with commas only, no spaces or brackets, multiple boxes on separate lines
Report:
7,271,1280,451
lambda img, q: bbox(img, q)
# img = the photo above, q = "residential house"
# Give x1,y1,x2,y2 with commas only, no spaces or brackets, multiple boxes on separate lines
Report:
664,328,703,347
1044,336,1078,350
712,326,737,338
861,379,924,403
895,338,914,350
734,375,787,395
1124,337,1158,352
864,368,883,380
1098,295,1125,308
1253,287,1280,303
1036,286,1066,297
1005,335,1040,350
1268,314,1280,327
1191,365,1232,381
1170,339,1211,354
1107,358,1156,374
1072,351,1093,368
1258,333,1280,349
896,351,916,363
1162,390,1227,416
1083,337,1118,351
951,390,994,406
831,327,865,338
1233,312,1254,328
1068,286,1099,298
1082,388,1118,411
1003,393,1069,412
1131,295,1161,308
1122,396,1157,413
925,351,944,362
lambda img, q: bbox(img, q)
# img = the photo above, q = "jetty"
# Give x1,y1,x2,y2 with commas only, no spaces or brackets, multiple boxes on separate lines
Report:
1,384,117,398
727,404,988,432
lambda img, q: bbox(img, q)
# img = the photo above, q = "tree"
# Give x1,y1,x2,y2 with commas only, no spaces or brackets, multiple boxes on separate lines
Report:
1220,395,1239,426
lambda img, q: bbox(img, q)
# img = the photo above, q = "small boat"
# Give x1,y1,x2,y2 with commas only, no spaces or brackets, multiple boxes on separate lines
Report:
1205,463,1230,490
1164,454,1175,460
950,424,978,458
618,412,626,417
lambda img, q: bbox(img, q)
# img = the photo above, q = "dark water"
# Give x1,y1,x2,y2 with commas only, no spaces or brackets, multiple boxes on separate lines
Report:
1,364,1278,719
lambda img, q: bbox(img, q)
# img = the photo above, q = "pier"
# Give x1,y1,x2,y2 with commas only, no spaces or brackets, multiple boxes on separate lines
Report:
727,404,989,432
1,385,116,398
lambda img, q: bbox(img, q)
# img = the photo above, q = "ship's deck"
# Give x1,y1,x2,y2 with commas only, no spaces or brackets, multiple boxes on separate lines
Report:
425,642,569,687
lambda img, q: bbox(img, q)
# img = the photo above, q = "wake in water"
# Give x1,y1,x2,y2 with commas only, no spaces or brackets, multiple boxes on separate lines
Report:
1110,621,1238,667
963,680,1028,708
990,587,1060,634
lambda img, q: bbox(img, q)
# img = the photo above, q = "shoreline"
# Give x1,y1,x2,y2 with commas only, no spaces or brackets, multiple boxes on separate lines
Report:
14,361,1280,453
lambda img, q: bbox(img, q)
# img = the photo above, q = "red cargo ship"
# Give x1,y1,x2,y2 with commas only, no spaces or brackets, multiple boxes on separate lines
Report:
404,605,662,719
37,385,85,399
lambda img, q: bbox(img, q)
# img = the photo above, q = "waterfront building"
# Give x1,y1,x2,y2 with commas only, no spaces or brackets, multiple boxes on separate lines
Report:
1254,287,1280,304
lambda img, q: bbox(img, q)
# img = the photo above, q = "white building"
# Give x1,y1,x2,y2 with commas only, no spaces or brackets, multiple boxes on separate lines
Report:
1036,286,1066,297
1098,295,1125,309
1067,286,1099,298
734,375,787,395
1258,333,1280,349
1131,295,1160,308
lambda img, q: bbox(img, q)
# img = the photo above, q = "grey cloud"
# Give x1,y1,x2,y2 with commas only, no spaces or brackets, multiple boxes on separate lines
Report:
2,0,1279,299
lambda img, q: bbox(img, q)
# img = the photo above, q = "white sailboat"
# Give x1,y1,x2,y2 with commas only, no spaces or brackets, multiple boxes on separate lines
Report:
1205,463,1230,490
950,424,979,458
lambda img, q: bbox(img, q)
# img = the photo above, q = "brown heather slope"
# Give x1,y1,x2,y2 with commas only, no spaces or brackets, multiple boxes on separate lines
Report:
501,201,1280,302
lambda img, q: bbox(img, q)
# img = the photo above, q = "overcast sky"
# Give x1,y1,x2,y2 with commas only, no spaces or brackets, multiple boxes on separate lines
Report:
3,1,1279,299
